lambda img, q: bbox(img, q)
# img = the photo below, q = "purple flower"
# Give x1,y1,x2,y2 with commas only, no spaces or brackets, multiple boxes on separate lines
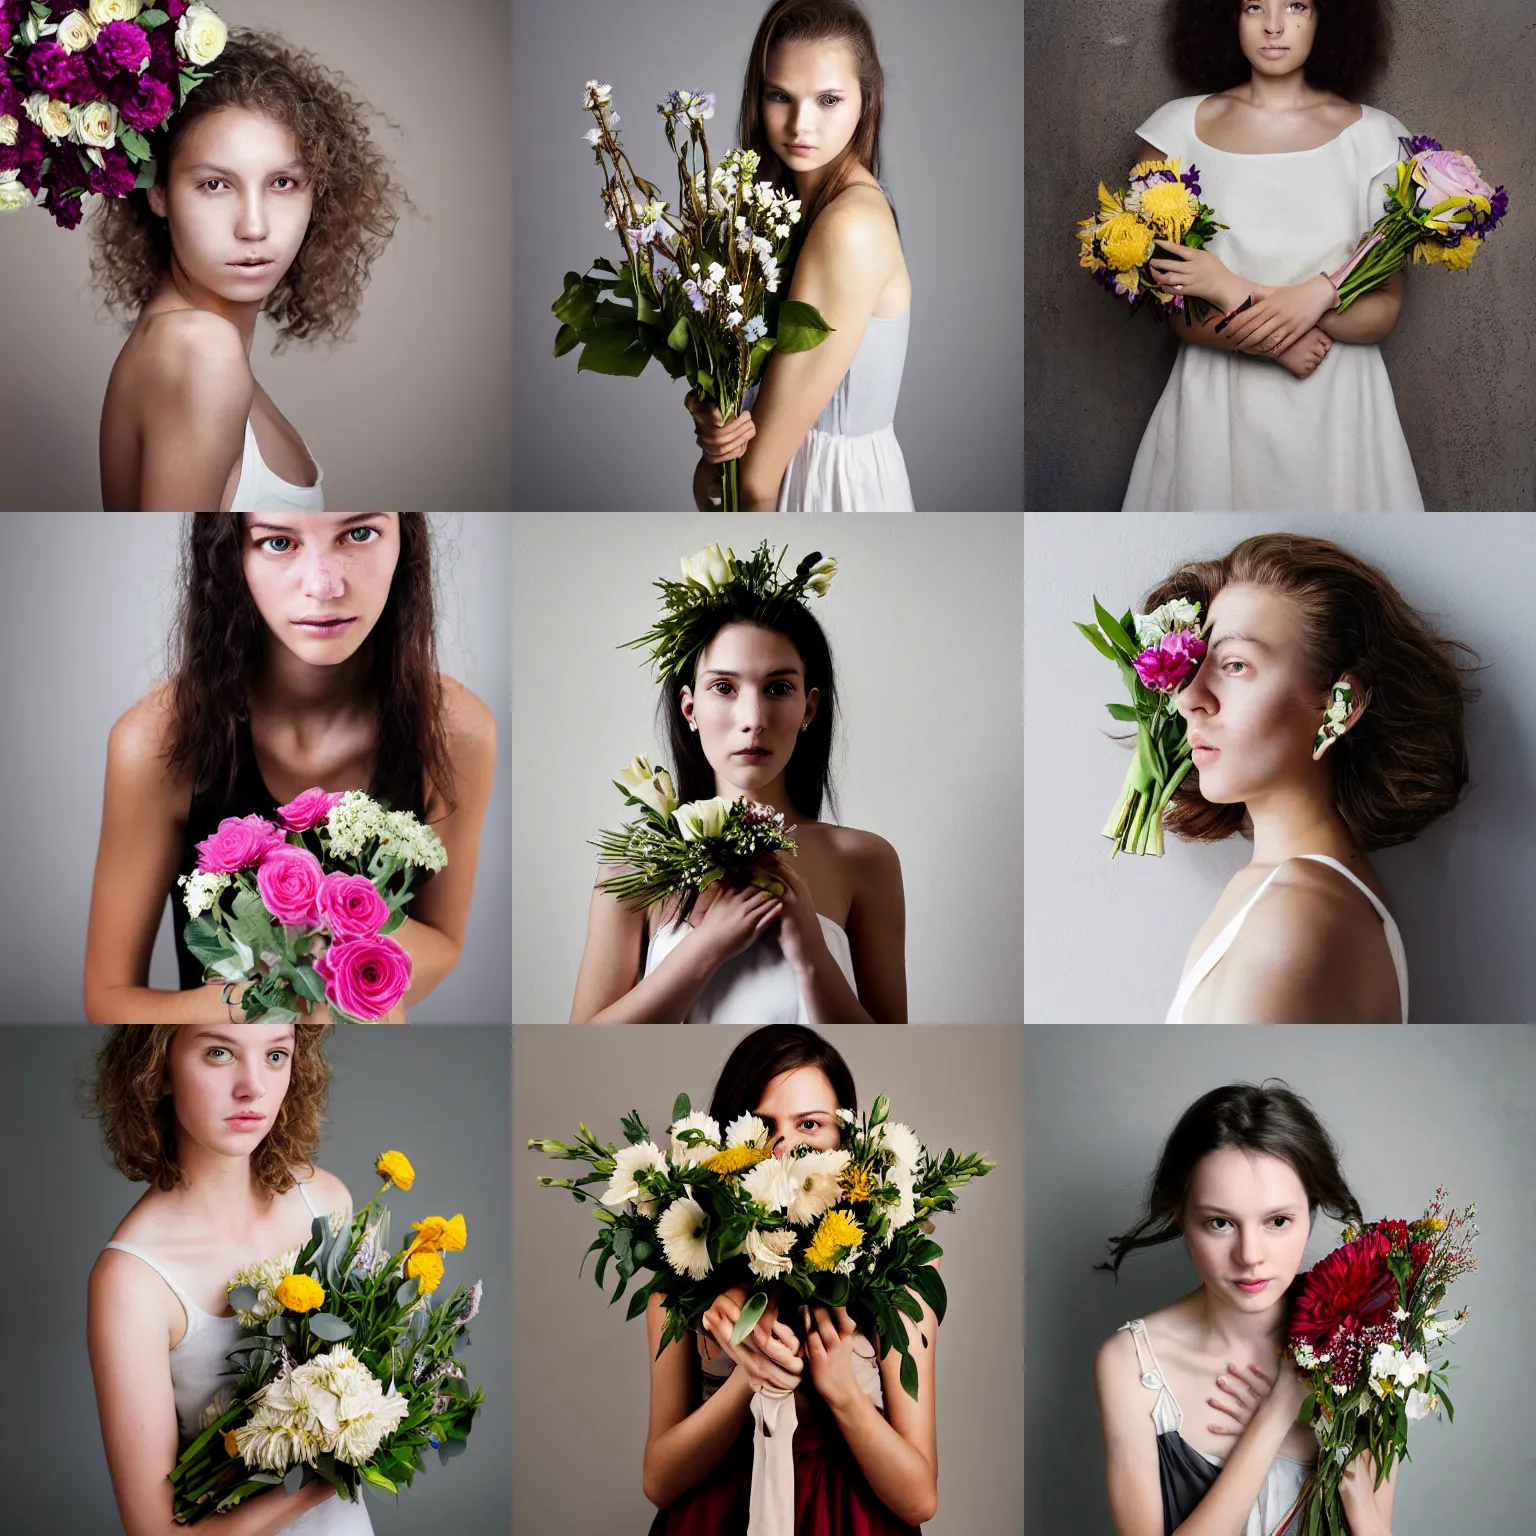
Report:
95,18,152,78
0,142,19,175
1180,164,1202,197
146,26,177,84
459,1279,483,1324
25,40,72,95
54,54,99,106
165,0,190,15
0,75,22,122
1401,134,1444,157
86,145,137,199
1133,630,1208,693
112,73,174,133
682,278,707,313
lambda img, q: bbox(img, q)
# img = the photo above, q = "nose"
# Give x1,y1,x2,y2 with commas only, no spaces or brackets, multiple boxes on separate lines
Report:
790,100,816,137
298,542,345,601
232,1054,266,1103
735,688,767,733
1236,1222,1265,1268
1176,663,1214,721
233,186,270,244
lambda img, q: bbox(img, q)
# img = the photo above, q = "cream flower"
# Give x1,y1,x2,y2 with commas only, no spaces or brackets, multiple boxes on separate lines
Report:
176,4,228,67
0,174,31,213
680,541,737,593
25,95,74,142
177,868,232,919
784,1149,850,1226
1133,598,1203,649
0,116,18,148
657,1194,713,1280
884,1173,916,1239
668,1110,723,1167
876,1121,923,1177
674,795,734,842
744,1226,797,1280
70,100,118,150
88,0,141,23
1405,1387,1441,1421
55,11,99,52
601,1140,668,1217
724,1113,771,1150
741,1154,794,1213
615,755,678,819
805,557,838,598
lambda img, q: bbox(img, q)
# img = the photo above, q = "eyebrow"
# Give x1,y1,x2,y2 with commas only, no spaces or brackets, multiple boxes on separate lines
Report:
758,1108,836,1122
764,81,846,93
247,513,386,536
183,162,306,179
1189,1204,1300,1218
699,667,802,680
1208,632,1273,652
191,1030,295,1047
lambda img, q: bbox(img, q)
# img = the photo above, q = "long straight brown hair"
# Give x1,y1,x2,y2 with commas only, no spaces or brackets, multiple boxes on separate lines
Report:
737,0,897,247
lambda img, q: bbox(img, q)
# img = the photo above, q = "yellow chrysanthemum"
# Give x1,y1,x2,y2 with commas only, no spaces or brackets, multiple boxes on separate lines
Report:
408,1212,467,1255
1137,181,1196,240
375,1150,415,1190
223,1430,240,1459
1411,1215,1447,1235
1129,156,1181,182
805,1208,864,1271
839,1164,875,1203
1112,267,1141,299
1414,236,1480,271
1097,212,1156,272
406,1248,445,1294
702,1145,772,1177
1077,218,1105,270
1095,180,1126,219
274,1273,325,1313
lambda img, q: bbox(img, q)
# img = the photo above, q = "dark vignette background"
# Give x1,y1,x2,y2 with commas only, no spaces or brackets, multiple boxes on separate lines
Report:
0,1026,511,1532
1025,1,1534,510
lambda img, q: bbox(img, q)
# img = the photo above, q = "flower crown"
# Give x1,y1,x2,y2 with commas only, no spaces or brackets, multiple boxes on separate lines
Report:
0,2,228,231
623,541,837,679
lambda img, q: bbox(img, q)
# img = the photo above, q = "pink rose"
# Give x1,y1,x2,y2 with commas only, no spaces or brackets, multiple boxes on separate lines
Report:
315,936,412,1020
195,814,286,874
1413,150,1493,215
1133,630,1208,693
275,786,347,832
256,846,325,928
316,871,390,940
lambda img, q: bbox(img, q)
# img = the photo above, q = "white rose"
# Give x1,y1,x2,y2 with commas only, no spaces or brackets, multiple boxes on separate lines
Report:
0,174,34,213
679,541,737,593
70,99,118,149
673,795,734,842
744,1227,797,1280
88,0,141,23
55,10,99,52
0,115,19,148
614,755,678,819
24,94,74,142
176,3,228,67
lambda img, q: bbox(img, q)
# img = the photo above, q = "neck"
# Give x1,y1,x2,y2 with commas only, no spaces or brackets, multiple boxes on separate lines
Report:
1239,66,1320,114
713,767,802,823
1244,771,1359,867
160,263,262,351
1195,1282,1287,1358
252,633,375,730
171,1136,273,1234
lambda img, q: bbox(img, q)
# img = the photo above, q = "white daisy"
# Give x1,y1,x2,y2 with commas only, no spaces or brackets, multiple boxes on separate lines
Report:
602,1141,668,1217
784,1149,849,1225
657,1195,713,1280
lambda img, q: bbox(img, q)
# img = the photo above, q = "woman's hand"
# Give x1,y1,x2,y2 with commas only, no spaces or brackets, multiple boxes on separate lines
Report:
701,1288,804,1395
760,853,829,978
690,880,784,966
1206,1360,1281,1439
803,1304,862,1415
1273,326,1333,379
1259,1358,1312,1425
1222,276,1338,358
1340,1449,1392,1535
692,454,722,510
1147,241,1245,309
686,392,756,464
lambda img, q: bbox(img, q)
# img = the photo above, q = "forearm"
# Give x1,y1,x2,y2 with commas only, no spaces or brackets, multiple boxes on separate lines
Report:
579,929,723,1023
1170,1404,1300,1536
643,1371,753,1508
86,982,232,1025
795,948,874,1023
116,1480,332,1536
392,915,460,1009
1318,288,1401,343
827,1390,937,1525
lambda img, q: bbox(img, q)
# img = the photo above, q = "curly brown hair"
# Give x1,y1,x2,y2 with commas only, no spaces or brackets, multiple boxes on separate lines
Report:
87,1024,332,1193
1167,0,1392,101
90,30,403,346
164,513,456,822
1143,533,1478,851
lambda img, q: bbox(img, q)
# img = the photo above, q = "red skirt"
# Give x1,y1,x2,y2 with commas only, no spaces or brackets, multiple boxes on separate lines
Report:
648,1391,921,1536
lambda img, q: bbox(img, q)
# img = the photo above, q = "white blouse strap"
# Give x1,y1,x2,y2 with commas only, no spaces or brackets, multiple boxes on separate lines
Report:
1120,1319,1183,1434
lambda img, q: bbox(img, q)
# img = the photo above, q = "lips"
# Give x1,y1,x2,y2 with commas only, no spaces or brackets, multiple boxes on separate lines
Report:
226,1114,265,1128
733,747,771,759
1232,1277,1271,1291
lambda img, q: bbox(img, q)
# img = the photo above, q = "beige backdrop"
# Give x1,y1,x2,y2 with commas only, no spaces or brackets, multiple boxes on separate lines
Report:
0,1,511,510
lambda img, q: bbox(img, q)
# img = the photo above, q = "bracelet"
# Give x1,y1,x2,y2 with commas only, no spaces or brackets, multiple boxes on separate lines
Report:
1318,271,1341,310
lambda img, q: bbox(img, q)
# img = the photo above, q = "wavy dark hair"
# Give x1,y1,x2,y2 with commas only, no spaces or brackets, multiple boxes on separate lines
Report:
91,30,404,347
708,1024,858,1128
86,1023,332,1194
738,0,897,257
658,600,837,821
164,513,455,821
1144,533,1477,851
1097,1081,1364,1277
1167,0,1392,100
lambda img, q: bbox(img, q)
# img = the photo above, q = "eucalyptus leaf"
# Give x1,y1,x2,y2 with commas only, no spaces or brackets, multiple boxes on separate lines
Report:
396,1277,421,1308
283,1464,305,1495
308,1312,353,1342
729,1289,769,1347
229,1284,258,1313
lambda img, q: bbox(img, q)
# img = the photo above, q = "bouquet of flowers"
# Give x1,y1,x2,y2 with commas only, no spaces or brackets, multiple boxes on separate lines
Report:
1327,137,1508,312
0,1,228,229
551,80,833,509
532,1092,993,1403
1077,157,1227,323
1279,1188,1478,1535
1077,595,1207,857
169,1151,484,1523
178,787,446,1024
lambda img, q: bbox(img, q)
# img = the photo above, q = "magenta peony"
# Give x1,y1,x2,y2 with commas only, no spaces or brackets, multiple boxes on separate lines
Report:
1132,630,1208,693
315,936,412,1019
195,814,286,874
275,786,347,833
112,72,174,132
94,19,153,77
316,871,390,941
255,846,325,927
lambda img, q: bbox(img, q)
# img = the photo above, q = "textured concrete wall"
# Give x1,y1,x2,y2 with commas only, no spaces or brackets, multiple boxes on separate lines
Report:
1025,1,1535,510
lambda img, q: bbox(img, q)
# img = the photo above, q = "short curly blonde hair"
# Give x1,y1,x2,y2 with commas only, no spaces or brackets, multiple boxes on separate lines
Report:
88,1023,333,1194
90,30,402,346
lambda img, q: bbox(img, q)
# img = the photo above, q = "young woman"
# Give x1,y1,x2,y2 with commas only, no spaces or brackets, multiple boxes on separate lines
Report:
1123,0,1420,510
1150,533,1474,1023
643,1025,938,1531
96,31,401,512
83,513,496,1024
687,0,914,512
569,555,906,1023
88,1021,361,1534
1094,1082,1396,1536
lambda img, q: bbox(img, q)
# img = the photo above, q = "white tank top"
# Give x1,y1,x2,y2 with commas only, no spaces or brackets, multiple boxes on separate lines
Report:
1166,854,1408,1023
229,417,324,511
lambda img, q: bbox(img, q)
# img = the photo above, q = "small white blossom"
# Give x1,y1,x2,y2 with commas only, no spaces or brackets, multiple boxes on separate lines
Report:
178,869,232,919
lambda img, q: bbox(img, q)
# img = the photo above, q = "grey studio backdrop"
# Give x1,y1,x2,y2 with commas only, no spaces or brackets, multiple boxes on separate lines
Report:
0,1026,511,1532
510,0,1025,510
511,512,1024,1024
0,0,511,510
513,1024,1024,1534
1024,1,1535,510
1024,512,1536,1023
0,513,512,1024
1024,1024,1536,1536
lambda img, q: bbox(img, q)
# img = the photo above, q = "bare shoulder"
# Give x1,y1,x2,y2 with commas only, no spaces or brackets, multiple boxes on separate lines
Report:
801,185,899,281
1094,1321,1139,1390
133,308,253,415
107,683,191,805
820,823,900,877
301,1165,354,1215
439,674,497,754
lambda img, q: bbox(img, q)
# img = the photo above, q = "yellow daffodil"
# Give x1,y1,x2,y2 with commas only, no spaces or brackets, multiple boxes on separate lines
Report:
805,1208,864,1271
274,1273,325,1313
374,1150,415,1191
405,1248,445,1294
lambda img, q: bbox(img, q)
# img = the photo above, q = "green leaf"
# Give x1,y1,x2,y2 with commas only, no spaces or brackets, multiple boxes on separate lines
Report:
551,277,599,331
379,905,408,937
290,964,327,1006
1073,620,1118,662
773,299,834,354
576,323,651,377
396,1277,421,1308
361,1466,398,1493
117,126,151,163
1093,598,1141,661
137,8,170,27
666,315,691,353
672,1092,691,1123
747,335,778,384
307,1312,353,1342
898,1345,920,1402
553,322,581,358
730,1290,769,1347
1104,702,1139,722
908,1263,948,1324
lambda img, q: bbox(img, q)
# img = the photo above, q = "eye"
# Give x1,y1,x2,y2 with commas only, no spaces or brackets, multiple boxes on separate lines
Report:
272,175,300,191
267,1049,290,1066
258,535,294,554
819,95,842,108
205,1047,232,1063
1221,660,1249,675
343,526,379,546
709,680,735,695
799,1118,822,1132
1207,1217,1233,1231
198,178,227,194
767,681,794,698
1269,1215,1293,1228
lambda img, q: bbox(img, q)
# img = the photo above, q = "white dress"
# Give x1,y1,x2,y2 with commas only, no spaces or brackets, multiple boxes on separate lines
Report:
643,912,857,1023
1165,853,1409,1023
230,417,325,511
101,1179,371,1533
1123,94,1423,511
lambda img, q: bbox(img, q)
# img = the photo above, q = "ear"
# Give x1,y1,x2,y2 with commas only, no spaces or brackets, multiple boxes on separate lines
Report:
1338,672,1370,731
801,686,820,732
678,684,696,727
147,181,168,219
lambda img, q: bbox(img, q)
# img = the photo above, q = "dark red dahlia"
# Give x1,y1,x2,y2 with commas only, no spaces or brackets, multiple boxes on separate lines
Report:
1289,1229,1401,1354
